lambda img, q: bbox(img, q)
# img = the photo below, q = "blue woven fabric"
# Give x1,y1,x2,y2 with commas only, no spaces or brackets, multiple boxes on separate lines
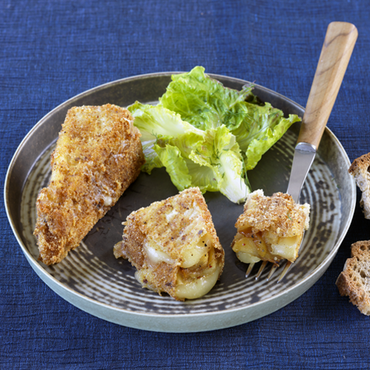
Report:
1,1,370,368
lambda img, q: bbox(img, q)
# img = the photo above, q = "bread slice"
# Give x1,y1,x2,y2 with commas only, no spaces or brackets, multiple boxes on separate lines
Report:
349,153,370,219
113,187,225,301
336,240,370,315
34,104,145,265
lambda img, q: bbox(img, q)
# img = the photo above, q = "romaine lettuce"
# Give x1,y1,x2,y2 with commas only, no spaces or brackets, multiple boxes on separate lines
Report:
159,66,253,132
230,102,301,170
159,66,300,171
128,102,249,203
128,66,300,204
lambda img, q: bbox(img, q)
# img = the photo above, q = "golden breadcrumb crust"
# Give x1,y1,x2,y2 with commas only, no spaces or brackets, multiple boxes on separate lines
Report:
336,240,370,316
236,191,309,238
34,104,145,265
114,187,224,300
232,190,310,264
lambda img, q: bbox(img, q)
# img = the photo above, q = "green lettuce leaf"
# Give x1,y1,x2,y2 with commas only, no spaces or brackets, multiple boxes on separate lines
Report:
229,102,301,170
128,66,300,204
154,144,193,190
128,101,205,173
128,101,249,203
159,66,300,171
159,66,253,131
188,125,249,202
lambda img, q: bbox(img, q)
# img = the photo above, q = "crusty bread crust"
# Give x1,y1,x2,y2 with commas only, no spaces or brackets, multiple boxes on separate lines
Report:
349,153,370,219
349,152,370,174
34,104,145,265
336,240,370,315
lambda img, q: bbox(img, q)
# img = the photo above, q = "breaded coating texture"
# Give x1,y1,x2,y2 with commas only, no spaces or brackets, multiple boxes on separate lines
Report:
232,189,310,264
237,190,310,237
114,187,225,301
34,104,145,265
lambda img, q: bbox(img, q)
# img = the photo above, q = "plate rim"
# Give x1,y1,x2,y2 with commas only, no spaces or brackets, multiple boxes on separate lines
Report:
4,71,357,332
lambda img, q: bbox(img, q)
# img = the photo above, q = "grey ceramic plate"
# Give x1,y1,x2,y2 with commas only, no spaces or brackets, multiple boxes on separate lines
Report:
5,72,356,332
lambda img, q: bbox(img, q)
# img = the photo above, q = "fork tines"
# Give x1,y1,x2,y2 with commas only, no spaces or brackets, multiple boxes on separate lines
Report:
246,260,293,282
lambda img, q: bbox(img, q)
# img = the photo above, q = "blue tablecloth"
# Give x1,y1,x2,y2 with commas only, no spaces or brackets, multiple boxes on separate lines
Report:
2,1,370,368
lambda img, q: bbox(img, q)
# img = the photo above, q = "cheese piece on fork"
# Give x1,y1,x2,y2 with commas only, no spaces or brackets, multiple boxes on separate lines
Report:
34,104,145,265
113,187,225,301
231,189,310,265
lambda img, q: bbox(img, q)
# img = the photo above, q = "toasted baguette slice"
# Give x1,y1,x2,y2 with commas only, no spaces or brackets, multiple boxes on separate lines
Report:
34,104,145,265
336,240,370,315
114,187,225,301
231,190,310,265
349,153,370,219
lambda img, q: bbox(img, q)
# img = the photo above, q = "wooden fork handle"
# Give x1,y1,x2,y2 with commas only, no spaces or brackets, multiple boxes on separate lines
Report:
297,22,358,148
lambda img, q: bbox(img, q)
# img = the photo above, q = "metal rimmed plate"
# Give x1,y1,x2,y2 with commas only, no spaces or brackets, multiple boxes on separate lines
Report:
4,72,356,332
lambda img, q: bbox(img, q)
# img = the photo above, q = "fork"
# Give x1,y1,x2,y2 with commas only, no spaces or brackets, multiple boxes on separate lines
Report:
247,21,358,282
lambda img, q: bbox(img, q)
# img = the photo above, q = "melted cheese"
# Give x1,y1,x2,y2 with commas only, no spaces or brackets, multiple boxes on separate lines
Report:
144,241,176,265
236,251,261,264
180,244,208,268
180,234,212,268
144,233,213,269
233,234,301,263
134,269,158,292
183,201,201,220
175,246,220,299
270,236,300,261
175,264,221,300
165,208,179,222
103,195,113,206
140,233,220,299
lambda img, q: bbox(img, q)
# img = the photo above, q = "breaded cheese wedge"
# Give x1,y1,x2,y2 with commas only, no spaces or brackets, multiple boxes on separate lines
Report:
34,104,145,265
113,187,225,301
231,190,310,265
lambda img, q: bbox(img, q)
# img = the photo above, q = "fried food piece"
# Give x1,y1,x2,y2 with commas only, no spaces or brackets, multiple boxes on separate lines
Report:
34,104,145,265
231,189,310,265
114,187,225,301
